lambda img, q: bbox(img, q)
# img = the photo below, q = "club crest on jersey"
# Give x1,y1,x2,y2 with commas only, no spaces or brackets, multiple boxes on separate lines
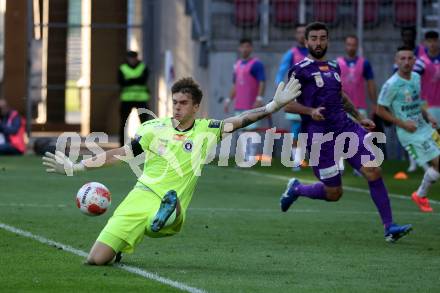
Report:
183,139,193,152
312,72,324,87
334,72,341,82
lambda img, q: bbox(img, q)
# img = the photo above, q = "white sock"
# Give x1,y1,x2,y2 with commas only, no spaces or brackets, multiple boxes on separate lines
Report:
409,156,417,169
421,163,429,172
417,167,440,197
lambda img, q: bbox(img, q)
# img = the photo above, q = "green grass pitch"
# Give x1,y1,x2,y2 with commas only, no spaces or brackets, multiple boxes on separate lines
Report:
1,156,439,292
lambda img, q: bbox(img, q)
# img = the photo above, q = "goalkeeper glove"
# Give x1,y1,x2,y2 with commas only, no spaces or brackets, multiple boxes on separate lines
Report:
42,151,86,176
265,77,301,113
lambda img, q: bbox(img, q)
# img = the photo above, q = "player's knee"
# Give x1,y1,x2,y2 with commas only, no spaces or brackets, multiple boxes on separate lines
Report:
86,241,116,266
361,166,382,181
86,253,112,266
325,186,343,201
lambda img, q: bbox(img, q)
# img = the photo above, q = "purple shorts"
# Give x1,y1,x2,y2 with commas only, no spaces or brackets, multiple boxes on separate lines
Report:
307,123,375,187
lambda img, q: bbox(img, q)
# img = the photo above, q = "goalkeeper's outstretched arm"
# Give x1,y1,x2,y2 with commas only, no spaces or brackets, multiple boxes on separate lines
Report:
42,144,135,176
222,77,301,133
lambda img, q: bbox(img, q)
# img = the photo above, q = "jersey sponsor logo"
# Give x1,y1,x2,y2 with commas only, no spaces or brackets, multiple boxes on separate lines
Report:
183,139,193,152
334,72,341,82
318,165,339,180
208,120,222,129
401,103,419,112
312,72,324,87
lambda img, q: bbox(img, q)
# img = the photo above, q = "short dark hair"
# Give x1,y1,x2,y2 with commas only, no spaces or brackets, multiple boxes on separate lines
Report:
396,45,414,53
345,34,358,42
296,23,307,29
239,37,252,45
425,30,439,40
171,77,203,105
305,22,329,40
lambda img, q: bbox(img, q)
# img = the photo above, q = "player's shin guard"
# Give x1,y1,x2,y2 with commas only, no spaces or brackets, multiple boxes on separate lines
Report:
367,178,393,228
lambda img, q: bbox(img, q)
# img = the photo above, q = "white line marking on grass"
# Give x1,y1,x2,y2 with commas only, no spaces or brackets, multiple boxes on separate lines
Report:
0,203,67,208
0,222,207,293
225,168,440,205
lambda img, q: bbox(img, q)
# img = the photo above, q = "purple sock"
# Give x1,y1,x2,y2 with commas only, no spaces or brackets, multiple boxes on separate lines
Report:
368,178,393,229
294,182,327,200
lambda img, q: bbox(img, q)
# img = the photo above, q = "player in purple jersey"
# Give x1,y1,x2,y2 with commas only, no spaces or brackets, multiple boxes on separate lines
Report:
279,22,412,242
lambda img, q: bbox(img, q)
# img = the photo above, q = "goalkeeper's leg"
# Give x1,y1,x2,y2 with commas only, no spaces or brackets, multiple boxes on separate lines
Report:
87,241,117,265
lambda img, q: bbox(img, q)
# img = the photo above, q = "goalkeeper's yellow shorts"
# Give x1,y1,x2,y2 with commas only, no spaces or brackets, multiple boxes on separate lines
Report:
96,184,184,254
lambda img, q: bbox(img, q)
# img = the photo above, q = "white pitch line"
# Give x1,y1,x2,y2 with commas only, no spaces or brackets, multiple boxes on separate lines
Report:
0,222,207,293
225,168,440,205
0,203,67,208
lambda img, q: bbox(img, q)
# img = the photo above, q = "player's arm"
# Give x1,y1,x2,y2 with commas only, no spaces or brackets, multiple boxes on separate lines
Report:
275,51,292,84
376,105,416,133
222,77,301,133
364,60,378,105
254,62,266,107
284,101,325,121
366,80,378,119
224,85,236,113
366,79,378,104
42,143,136,176
341,91,363,121
342,92,375,130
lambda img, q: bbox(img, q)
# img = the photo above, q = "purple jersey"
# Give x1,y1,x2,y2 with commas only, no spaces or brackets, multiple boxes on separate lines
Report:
288,58,353,135
288,58,374,187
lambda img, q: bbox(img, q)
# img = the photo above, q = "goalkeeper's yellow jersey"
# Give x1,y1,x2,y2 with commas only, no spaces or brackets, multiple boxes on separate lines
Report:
135,117,223,211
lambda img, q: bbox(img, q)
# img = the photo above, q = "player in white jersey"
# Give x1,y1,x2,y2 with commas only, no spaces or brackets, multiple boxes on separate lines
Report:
377,46,440,212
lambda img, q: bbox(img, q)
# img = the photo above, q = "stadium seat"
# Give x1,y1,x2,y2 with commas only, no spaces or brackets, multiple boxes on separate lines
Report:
234,0,260,27
312,0,339,25
393,0,417,27
354,0,379,26
271,0,299,27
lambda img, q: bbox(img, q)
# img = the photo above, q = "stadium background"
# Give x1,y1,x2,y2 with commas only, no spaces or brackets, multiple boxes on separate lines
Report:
1,1,440,292
1,0,439,159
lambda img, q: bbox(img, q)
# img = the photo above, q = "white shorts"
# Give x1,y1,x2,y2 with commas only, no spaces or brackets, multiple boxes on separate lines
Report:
405,131,440,165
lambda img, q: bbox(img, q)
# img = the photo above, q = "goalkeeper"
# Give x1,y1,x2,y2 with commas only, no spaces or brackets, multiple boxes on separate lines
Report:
42,76,301,265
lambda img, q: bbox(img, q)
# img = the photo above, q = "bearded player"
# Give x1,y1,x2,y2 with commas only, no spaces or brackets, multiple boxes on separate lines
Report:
279,22,412,242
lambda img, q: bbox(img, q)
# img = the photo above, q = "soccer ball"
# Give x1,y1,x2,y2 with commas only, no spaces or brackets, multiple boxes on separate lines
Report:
76,182,111,216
